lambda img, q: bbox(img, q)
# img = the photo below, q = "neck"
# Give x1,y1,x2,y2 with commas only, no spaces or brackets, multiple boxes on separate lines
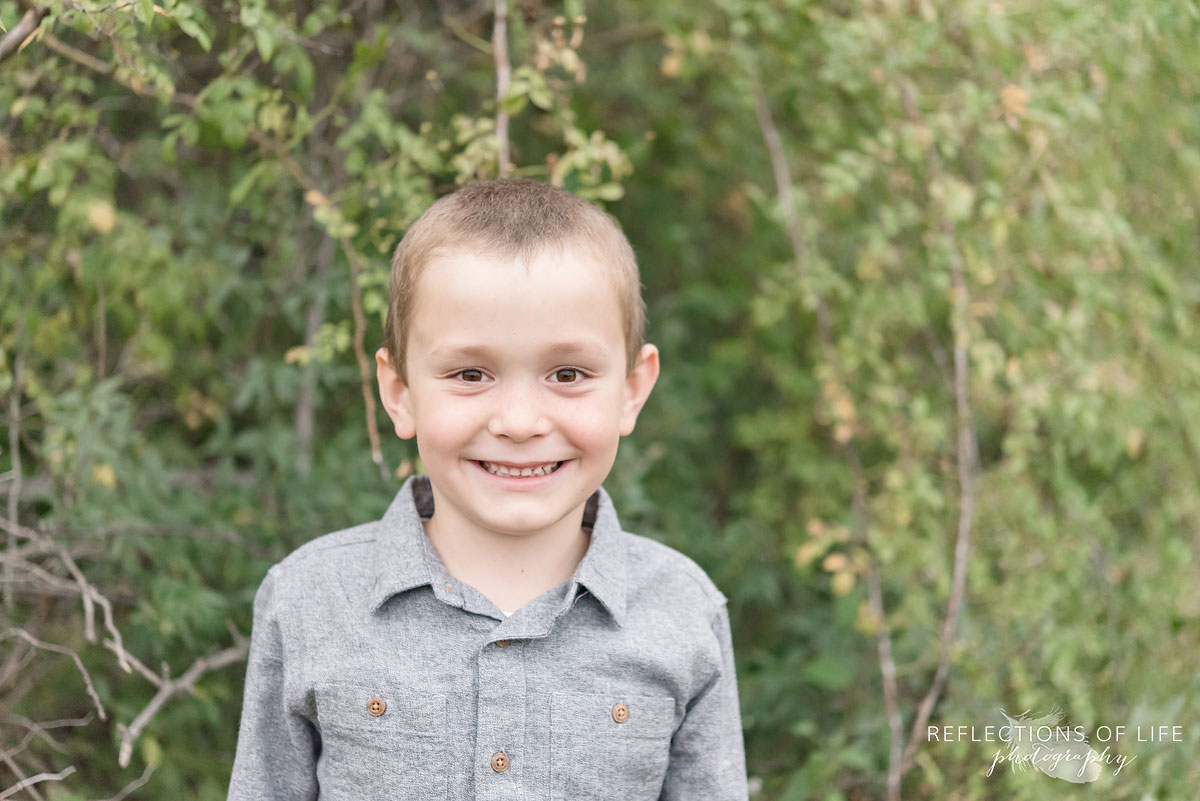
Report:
421,497,592,606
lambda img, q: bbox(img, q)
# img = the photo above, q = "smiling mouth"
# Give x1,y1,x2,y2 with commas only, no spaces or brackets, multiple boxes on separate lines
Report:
478,460,564,478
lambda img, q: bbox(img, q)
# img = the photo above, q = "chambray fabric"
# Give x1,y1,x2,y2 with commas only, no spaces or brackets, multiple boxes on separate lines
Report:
227,475,748,801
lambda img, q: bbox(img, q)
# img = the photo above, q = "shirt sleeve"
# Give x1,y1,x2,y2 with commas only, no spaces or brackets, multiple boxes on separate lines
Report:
659,602,749,801
227,568,319,801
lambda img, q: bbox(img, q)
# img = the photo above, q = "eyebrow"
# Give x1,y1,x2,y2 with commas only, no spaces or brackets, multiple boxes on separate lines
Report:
429,340,611,361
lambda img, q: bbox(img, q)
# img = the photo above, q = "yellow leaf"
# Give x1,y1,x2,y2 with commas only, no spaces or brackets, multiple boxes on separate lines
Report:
854,600,881,636
91,463,117,490
87,201,117,234
831,571,856,597
1001,84,1029,116
659,52,682,78
794,541,823,568
822,552,848,573
1124,428,1145,459
284,345,311,365
831,392,856,423
142,735,164,768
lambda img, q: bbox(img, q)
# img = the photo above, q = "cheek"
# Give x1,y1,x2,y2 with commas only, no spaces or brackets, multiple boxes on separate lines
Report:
557,398,624,446
411,402,478,449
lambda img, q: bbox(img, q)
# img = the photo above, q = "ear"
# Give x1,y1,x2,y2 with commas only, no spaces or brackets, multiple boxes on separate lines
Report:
619,344,660,436
375,347,417,439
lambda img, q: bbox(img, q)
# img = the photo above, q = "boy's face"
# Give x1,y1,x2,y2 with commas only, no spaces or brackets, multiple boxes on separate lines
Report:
375,244,659,541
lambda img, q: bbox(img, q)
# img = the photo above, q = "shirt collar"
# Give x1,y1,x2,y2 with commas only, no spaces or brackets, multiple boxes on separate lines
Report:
369,475,627,627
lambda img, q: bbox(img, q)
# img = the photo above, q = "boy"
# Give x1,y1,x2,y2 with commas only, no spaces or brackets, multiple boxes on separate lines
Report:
228,179,748,800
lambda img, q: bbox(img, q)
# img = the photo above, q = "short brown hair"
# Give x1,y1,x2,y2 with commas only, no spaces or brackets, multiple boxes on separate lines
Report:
383,179,645,382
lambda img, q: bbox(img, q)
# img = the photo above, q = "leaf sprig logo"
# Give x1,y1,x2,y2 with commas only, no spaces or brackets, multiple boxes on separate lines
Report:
985,707,1149,783
988,709,1110,783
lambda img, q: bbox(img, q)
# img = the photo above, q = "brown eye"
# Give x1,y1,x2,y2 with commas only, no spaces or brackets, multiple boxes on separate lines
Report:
459,369,484,382
553,368,581,383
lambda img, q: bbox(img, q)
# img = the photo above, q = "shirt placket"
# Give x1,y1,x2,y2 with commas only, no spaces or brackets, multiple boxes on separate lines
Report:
472,582,577,800
419,525,581,799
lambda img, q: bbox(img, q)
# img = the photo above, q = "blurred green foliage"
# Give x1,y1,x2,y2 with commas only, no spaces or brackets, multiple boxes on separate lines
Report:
2,0,1198,799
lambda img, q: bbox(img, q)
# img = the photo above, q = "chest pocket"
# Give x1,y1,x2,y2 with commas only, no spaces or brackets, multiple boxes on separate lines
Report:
314,682,449,801
549,691,677,801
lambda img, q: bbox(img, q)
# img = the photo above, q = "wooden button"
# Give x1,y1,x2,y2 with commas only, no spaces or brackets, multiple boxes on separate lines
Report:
495,639,511,648
491,751,510,772
367,696,386,717
612,702,629,723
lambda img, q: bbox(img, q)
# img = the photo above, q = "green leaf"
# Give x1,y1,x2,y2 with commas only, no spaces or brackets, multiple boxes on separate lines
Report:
177,17,212,51
500,93,528,116
590,182,624,201
252,26,276,63
800,654,856,690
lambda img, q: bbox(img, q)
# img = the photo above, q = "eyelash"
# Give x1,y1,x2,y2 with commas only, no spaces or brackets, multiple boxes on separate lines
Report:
451,368,590,384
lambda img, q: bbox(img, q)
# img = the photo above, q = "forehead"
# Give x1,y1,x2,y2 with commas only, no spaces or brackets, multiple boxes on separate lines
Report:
407,244,625,351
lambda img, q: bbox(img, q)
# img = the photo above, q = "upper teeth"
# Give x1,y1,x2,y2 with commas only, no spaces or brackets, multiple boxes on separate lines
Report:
482,461,560,477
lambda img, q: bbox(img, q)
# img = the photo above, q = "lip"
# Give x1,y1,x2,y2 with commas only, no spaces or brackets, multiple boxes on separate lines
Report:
473,458,570,488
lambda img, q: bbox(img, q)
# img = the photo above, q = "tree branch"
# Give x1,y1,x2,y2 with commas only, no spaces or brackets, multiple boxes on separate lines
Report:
0,5,48,65
749,62,977,801
340,234,388,479
0,629,105,721
4,347,22,615
750,76,832,347
897,80,978,778
272,153,388,478
492,0,511,176
91,762,154,801
41,31,112,75
0,766,75,801
2,713,94,761
115,638,248,768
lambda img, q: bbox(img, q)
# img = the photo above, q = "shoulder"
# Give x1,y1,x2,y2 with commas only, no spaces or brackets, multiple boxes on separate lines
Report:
617,528,728,613
260,519,385,597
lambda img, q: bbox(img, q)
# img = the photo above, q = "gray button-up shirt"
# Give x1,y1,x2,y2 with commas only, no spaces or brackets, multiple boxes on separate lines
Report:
228,475,748,801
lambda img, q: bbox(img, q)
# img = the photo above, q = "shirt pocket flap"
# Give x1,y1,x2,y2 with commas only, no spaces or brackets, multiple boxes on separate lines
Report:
551,691,677,740
316,682,448,742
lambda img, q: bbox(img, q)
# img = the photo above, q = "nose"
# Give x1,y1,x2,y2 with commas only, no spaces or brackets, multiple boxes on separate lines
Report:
486,378,552,441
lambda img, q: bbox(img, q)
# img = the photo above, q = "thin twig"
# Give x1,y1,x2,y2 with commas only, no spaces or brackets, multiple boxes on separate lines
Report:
897,80,977,778
0,629,106,720
50,537,96,643
4,348,22,614
116,638,248,767
89,762,155,801
492,0,511,176
0,766,75,801
445,15,492,54
295,214,333,475
0,747,47,801
750,77,832,346
272,153,387,478
102,637,162,687
339,236,388,479
2,713,94,759
3,523,132,673
42,31,112,74
750,62,906,800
